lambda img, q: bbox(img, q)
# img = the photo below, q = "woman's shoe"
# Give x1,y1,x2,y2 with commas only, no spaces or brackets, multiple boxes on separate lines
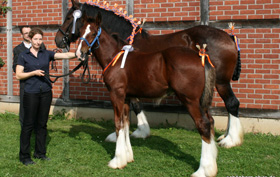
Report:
34,155,51,161
21,159,35,166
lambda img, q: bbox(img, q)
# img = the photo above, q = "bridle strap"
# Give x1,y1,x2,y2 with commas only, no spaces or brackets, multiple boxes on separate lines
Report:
57,3,85,51
44,57,90,84
79,27,102,53
45,47,91,84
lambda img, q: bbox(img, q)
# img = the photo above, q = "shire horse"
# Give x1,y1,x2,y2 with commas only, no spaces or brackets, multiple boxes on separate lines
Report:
55,0,243,148
76,12,217,176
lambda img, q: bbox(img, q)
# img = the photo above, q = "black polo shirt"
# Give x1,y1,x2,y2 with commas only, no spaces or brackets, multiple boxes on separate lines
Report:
17,49,55,93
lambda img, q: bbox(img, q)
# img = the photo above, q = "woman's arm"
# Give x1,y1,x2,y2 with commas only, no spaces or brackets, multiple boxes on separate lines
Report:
16,65,45,80
54,52,76,60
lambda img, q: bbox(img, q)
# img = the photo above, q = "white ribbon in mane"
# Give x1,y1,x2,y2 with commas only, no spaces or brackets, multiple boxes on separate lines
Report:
120,45,134,68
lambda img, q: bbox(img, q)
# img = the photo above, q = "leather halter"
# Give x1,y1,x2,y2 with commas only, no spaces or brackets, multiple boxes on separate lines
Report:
58,3,84,51
79,27,102,54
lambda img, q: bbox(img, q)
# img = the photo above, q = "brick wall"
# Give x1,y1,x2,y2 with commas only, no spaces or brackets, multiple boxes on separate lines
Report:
209,0,280,20
0,0,279,111
134,0,200,22
11,0,63,26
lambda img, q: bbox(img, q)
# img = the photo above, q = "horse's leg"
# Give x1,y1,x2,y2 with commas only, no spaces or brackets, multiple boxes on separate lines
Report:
206,111,215,136
108,94,130,169
130,98,150,139
123,102,134,163
215,83,243,148
105,98,150,142
185,102,217,177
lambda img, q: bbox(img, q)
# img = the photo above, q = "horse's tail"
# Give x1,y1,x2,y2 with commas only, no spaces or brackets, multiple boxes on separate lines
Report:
230,35,241,81
200,58,216,112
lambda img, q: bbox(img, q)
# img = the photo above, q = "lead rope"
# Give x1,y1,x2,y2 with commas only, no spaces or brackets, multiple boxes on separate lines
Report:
45,49,91,83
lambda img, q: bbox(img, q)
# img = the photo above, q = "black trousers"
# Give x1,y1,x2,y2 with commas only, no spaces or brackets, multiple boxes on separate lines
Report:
19,90,52,161
19,81,24,128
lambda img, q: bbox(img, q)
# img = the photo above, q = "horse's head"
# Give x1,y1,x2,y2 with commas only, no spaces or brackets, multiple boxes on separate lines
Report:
76,13,102,61
55,0,85,50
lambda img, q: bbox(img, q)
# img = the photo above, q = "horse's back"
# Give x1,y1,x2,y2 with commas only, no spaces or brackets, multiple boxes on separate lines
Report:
175,26,238,82
135,25,238,83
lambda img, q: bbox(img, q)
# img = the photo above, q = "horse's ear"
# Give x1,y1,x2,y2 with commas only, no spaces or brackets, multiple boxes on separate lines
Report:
96,12,102,27
71,0,80,9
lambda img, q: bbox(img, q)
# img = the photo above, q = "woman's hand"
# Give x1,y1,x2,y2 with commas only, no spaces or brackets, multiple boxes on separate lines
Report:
16,65,45,80
33,69,45,77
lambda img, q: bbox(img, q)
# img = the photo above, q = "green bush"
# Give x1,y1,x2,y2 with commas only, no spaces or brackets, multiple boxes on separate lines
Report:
0,0,11,17
0,57,5,67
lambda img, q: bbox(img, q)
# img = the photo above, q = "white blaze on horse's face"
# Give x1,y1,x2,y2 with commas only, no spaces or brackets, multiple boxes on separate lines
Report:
76,24,92,59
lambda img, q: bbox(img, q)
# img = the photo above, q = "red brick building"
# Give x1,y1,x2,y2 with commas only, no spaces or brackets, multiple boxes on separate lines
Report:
0,0,279,118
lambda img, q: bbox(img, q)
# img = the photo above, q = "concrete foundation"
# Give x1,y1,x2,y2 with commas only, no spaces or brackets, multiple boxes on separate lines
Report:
1,102,279,135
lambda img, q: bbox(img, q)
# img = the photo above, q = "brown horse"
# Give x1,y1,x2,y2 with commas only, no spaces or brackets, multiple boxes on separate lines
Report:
55,0,243,148
76,13,217,176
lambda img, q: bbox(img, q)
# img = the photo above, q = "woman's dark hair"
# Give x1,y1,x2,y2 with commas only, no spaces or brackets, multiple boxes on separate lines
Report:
28,28,44,39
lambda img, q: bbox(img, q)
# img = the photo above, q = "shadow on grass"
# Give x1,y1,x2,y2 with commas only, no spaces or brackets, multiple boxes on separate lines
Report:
57,121,200,171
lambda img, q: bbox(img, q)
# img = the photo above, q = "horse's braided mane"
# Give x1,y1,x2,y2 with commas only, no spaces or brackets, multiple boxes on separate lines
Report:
86,13,128,49
83,0,149,43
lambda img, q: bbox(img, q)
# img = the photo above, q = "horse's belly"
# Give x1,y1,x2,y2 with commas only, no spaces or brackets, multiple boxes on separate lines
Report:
126,83,171,99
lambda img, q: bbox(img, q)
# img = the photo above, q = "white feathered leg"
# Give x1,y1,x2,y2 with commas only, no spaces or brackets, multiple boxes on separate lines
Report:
105,132,117,142
131,111,150,139
124,120,134,163
191,136,218,177
218,114,244,148
108,128,127,169
105,111,150,142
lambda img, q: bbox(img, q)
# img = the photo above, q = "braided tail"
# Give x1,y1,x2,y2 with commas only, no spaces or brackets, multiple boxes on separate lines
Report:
230,35,241,81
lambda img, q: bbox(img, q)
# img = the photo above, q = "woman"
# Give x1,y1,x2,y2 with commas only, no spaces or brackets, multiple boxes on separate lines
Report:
16,28,77,165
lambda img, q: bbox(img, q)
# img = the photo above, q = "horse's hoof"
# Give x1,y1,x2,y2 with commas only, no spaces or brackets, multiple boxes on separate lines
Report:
105,132,117,143
130,130,150,139
127,158,134,163
130,124,150,139
218,114,244,148
108,158,127,169
126,150,134,163
191,169,207,177
218,134,243,148
191,167,217,177
217,134,225,141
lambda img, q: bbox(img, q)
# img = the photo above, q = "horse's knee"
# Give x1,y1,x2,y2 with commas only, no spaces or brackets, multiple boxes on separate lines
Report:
196,118,211,143
123,104,130,122
226,97,240,117
207,112,214,125
206,112,215,135
216,83,240,117
131,101,142,115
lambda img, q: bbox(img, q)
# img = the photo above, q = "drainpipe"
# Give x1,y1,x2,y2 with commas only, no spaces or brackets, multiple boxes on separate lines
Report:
126,0,133,16
7,0,13,96
62,0,70,102
200,0,209,25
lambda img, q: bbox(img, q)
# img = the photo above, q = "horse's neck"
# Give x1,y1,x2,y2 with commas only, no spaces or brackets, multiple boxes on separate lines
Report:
93,31,120,69
86,4,133,40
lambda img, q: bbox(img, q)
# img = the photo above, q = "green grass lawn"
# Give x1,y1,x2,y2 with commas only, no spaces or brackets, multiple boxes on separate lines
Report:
0,112,279,177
